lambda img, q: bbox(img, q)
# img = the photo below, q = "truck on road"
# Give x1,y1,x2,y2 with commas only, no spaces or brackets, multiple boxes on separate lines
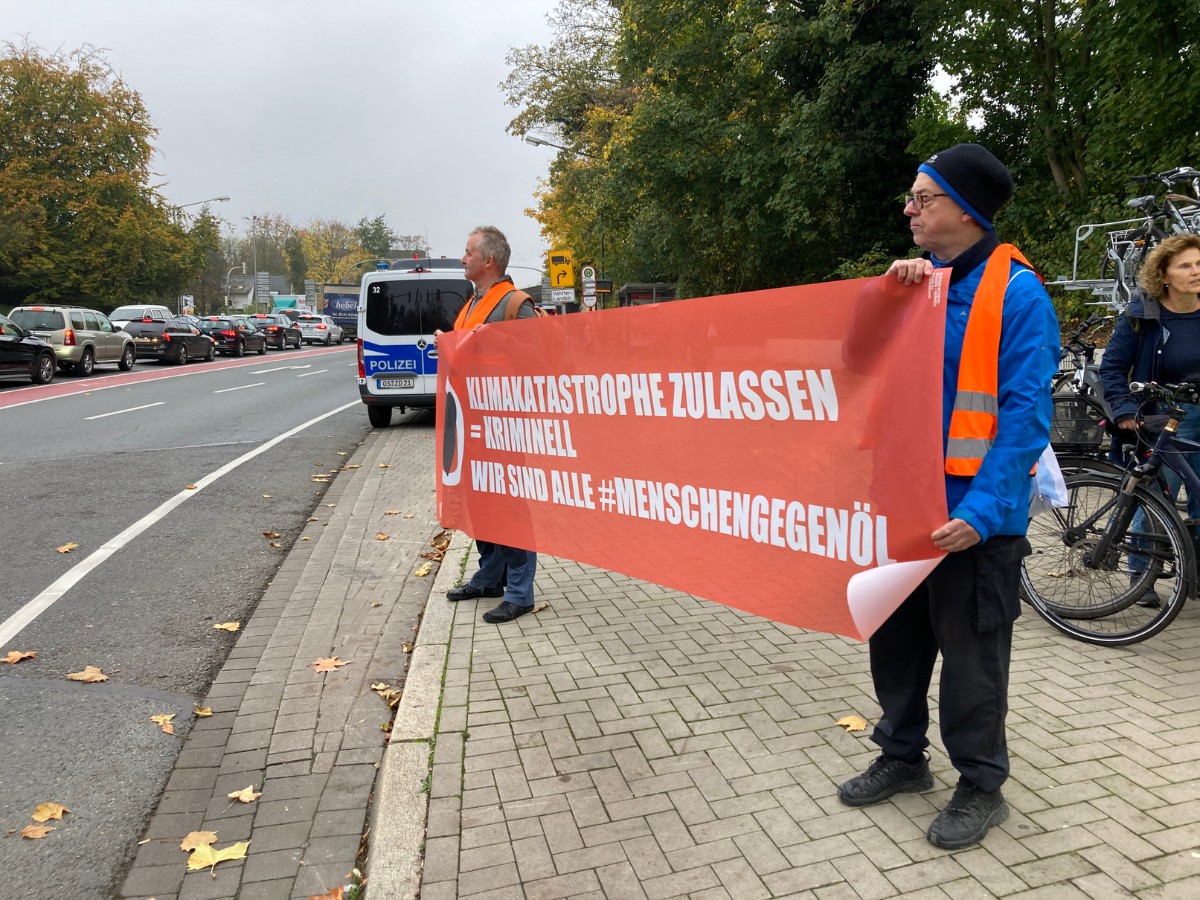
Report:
321,285,360,341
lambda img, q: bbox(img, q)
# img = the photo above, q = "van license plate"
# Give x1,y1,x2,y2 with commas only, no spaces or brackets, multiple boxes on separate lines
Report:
377,376,415,389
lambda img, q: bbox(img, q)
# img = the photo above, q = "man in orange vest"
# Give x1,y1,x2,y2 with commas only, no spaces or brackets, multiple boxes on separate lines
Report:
436,226,540,623
836,145,1059,849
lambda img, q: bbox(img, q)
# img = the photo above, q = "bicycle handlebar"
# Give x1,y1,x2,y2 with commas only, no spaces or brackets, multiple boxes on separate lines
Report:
1129,381,1200,404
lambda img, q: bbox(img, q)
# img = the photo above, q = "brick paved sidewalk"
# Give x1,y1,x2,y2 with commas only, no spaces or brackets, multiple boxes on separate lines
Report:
376,531,1200,899
120,425,443,900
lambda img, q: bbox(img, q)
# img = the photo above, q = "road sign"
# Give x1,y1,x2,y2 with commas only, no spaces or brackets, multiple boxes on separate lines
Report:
581,265,597,308
551,288,575,305
549,249,575,287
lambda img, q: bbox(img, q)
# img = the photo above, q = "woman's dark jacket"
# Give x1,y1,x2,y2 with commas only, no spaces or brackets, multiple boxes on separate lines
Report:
1099,289,1166,424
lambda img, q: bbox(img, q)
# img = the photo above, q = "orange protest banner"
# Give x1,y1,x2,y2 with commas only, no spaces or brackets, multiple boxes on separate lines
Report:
436,275,948,640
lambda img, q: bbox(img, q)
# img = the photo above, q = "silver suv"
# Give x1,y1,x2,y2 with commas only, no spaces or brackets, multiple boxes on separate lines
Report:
7,305,136,376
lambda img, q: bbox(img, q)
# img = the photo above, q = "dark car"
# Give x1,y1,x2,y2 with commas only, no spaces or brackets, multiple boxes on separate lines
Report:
196,316,267,357
0,313,57,384
123,315,217,365
248,313,303,350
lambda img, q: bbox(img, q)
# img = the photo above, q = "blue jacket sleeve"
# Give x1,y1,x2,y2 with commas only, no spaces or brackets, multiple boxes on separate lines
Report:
951,269,1059,541
1098,315,1140,423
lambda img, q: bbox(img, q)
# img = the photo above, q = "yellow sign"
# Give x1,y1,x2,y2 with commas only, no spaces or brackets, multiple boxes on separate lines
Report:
548,249,575,288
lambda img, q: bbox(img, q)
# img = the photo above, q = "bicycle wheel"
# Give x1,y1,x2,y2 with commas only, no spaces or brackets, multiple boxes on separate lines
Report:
1054,453,1127,478
1022,473,1194,645
1050,394,1111,456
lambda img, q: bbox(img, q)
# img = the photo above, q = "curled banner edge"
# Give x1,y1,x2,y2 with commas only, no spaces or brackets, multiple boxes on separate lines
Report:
846,556,945,641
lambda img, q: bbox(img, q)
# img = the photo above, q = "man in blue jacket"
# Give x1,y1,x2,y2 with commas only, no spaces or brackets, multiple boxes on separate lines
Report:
837,144,1059,849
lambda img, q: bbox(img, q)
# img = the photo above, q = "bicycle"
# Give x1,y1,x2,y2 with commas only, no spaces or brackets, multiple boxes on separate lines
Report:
1051,314,1106,395
1023,380,1200,645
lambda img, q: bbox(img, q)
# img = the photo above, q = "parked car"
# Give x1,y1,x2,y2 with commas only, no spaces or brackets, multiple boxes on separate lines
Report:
7,304,136,375
196,316,267,356
123,315,217,365
108,304,173,331
0,313,57,384
248,313,303,350
295,314,345,345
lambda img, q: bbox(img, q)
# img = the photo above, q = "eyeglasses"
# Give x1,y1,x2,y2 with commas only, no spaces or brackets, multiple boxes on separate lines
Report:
904,192,949,210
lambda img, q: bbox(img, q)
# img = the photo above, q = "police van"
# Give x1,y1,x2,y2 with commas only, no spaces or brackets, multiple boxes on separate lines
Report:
356,258,472,427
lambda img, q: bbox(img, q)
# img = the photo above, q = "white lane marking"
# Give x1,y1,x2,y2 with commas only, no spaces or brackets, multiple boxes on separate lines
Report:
297,369,328,377
84,402,165,421
251,365,312,374
0,400,360,646
214,382,266,394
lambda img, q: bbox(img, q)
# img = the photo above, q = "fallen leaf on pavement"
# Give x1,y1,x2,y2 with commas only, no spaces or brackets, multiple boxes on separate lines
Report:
2,650,36,664
227,786,262,804
31,802,69,822
312,476,330,483
151,713,176,735
262,531,280,539
371,683,401,708
185,484,197,490
836,715,869,733
378,463,391,468
301,536,311,541
213,622,240,632
262,494,272,498
370,601,382,608
404,513,415,518
342,464,360,470
401,641,413,653
65,665,107,683
187,839,250,874
325,503,336,508
269,541,282,548
376,532,390,541
307,516,319,522
193,706,213,717
312,657,351,673
180,830,218,851
310,885,345,900
337,451,348,456
533,601,550,613
414,562,432,577
56,542,79,554
384,510,402,515
21,825,53,839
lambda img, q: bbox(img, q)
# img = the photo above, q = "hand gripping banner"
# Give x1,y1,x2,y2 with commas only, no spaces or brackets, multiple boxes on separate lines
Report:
436,275,949,640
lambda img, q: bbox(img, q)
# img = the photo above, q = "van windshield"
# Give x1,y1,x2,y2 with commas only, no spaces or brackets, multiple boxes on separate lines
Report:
365,279,472,335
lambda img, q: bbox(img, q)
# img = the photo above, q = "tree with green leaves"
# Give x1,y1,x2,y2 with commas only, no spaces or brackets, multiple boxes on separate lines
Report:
0,41,203,308
506,0,932,297
356,214,399,258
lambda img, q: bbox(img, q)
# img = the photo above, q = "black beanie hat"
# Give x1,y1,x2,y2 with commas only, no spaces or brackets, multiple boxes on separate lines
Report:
917,143,1014,231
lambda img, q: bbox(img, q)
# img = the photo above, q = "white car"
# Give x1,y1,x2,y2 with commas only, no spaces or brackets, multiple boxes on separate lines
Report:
295,314,345,345
109,304,173,331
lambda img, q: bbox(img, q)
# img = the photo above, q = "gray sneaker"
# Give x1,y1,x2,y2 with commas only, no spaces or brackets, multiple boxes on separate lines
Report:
838,754,933,807
927,778,1009,849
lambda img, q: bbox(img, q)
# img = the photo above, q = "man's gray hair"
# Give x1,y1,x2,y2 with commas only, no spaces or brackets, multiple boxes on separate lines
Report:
471,225,510,273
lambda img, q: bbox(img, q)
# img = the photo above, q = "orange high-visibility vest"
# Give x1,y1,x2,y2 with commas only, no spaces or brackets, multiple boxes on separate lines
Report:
453,279,516,331
945,244,1040,476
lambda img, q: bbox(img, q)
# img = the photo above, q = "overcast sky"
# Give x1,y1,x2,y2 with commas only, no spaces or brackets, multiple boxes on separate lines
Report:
2,0,560,278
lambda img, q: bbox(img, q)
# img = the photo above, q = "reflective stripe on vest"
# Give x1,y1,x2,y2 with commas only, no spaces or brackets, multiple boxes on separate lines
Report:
945,244,1039,476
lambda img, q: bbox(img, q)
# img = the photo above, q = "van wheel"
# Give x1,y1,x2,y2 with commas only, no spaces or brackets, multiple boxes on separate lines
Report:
118,345,135,371
77,349,95,377
367,406,392,427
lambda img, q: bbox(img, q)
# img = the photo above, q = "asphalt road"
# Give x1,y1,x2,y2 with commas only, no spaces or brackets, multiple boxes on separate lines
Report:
0,345,386,898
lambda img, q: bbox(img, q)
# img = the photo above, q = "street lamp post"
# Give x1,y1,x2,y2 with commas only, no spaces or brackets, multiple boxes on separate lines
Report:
522,135,605,283
337,258,396,284
224,264,246,310
178,195,230,210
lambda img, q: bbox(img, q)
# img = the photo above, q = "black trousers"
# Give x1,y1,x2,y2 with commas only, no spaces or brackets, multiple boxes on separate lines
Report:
867,535,1027,792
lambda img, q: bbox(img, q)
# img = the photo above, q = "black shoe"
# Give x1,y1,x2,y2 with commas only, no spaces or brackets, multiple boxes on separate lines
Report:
482,600,534,624
446,584,503,602
1128,573,1161,608
838,754,933,807
927,779,1009,849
